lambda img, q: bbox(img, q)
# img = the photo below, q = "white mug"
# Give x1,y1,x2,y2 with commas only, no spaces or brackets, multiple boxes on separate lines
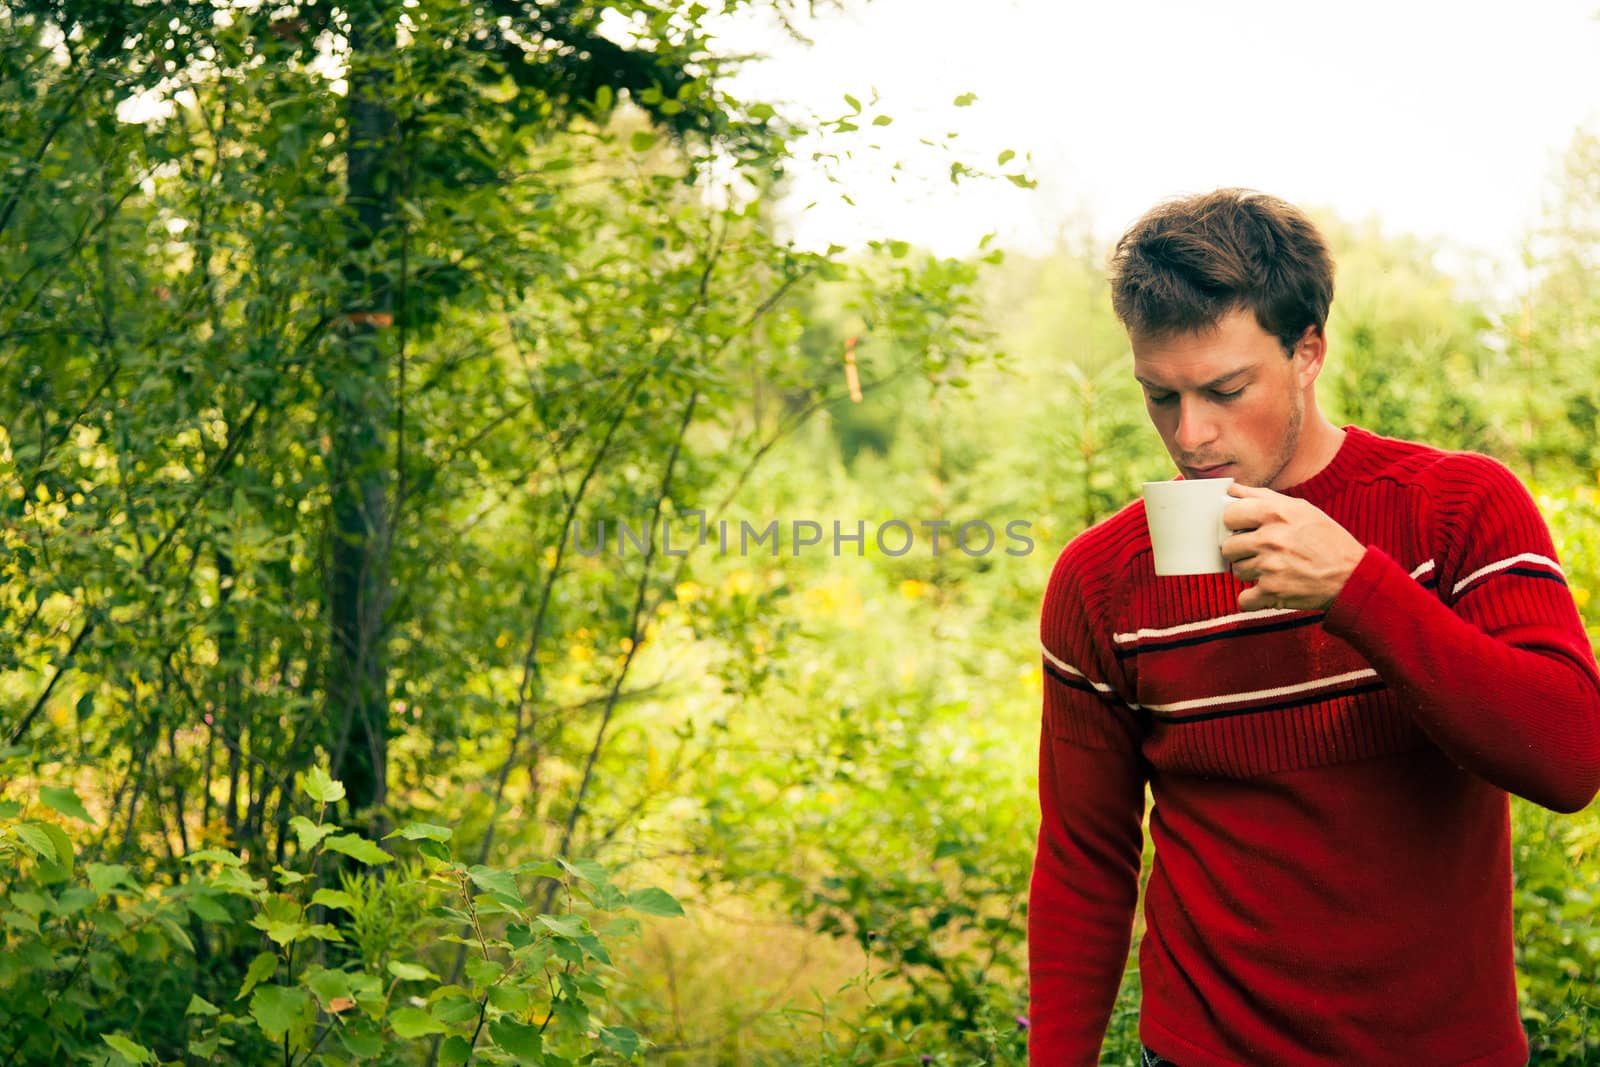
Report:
1142,478,1234,576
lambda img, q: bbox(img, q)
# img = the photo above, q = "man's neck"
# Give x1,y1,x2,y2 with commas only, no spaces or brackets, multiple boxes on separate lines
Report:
1271,410,1347,491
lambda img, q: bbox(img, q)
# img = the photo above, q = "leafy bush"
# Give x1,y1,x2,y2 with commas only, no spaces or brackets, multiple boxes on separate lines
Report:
0,768,684,1065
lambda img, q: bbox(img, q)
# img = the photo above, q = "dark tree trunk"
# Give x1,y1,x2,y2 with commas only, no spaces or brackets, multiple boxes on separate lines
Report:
325,0,397,826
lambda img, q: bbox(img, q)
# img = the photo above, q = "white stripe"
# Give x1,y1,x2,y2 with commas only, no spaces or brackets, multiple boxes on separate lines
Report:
1113,607,1302,646
1142,668,1380,715
1040,643,1117,695
1409,560,1435,580
1451,553,1564,597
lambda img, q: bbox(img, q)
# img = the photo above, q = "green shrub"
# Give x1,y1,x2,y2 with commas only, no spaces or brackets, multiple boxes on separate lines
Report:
0,769,684,1065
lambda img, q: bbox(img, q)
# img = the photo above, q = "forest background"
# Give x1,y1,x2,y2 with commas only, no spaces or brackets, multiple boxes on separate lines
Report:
1,1,1598,1064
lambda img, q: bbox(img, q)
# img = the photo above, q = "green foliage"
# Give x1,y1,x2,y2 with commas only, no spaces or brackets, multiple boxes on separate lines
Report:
2,0,1599,1061
0,767,681,1064
1513,797,1600,1064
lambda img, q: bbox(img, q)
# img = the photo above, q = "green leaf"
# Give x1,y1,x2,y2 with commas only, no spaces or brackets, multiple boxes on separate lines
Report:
872,114,893,126
1006,173,1037,189
387,960,437,981
250,985,311,1041
0,800,21,818
273,865,307,886
186,994,221,1016
537,913,586,938
187,890,229,922
575,932,612,966
5,909,39,935
467,865,522,904
630,131,656,153
183,848,244,867
211,866,267,898
311,888,358,911
11,823,56,861
101,1034,154,1064
305,967,351,1008
464,956,504,986
889,240,911,259
487,982,530,1013
953,91,978,107
338,1022,384,1057
237,951,278,1000
39,823,72,876
998,149,1016,166
626,887,685,917
390,1005,446,1038
490,1016,543,1058
386,822,452,843
86,863,135,897
515,860,564,880
303,766,345,805
290,815,336,851
303,922,345,942
57,886,95,916
253,914,309,946
594,85,613,113
600,1026,640,1057
439,1035,473,1066
40,786,93,824
599,916,641,940
322,834,392,865
843,92,861,113
558,857,607,884
430,993,480,1025
587,881,628,911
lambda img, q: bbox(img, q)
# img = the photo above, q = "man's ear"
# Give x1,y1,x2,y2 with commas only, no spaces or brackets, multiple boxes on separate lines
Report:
1293,325,1327,389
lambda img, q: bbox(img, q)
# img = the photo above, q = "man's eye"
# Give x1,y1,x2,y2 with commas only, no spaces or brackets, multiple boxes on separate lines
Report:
1148,393,1177,406
1213,388,1244,401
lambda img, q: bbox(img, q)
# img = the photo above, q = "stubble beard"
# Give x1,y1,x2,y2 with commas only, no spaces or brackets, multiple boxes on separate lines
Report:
1259,390,1306,490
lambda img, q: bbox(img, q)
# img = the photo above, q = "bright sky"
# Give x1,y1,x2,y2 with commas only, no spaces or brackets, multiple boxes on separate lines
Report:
720,0,1600,286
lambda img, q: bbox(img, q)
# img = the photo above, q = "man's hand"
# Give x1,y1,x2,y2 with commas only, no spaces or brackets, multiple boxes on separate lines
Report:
1221,483,1368,612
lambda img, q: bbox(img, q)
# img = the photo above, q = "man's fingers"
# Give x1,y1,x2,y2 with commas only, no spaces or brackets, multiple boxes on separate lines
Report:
1220,533,1255,563
1223,499,1264,531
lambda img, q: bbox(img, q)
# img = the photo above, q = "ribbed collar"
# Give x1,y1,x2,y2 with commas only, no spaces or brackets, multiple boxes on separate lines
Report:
1279,425,1376,507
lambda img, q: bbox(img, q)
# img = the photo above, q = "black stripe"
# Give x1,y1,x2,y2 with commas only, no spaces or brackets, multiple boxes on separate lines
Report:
1154,679,1388,725
1042,659,1133,712
1115,613,1325,658
1505,567,1567,584
1419,575,1439,589
1042,661,1092,692
1454,567,1567,597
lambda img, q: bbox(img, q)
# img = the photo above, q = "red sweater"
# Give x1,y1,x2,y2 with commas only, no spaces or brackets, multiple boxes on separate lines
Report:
1028,427,1600,1066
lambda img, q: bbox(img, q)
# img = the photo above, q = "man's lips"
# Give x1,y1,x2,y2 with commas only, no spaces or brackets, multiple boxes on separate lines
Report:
1185,463,1232,478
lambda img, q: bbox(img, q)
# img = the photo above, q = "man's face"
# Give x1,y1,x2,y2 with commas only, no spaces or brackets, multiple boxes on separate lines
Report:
1130,307,1324,490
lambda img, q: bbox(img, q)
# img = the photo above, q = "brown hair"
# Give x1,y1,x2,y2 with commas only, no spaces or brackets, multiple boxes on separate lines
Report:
1107,188,1335,355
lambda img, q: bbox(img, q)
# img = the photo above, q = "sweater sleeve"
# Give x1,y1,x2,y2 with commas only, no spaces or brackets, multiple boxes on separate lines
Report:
1029,542,1148,1065
1323,453,1600,813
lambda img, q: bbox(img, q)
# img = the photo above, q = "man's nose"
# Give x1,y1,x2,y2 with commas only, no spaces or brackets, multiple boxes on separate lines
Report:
1174,398,1217,454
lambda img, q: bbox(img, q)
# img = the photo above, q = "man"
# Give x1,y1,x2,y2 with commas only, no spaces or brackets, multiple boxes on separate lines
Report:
1028,188,1600,1066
